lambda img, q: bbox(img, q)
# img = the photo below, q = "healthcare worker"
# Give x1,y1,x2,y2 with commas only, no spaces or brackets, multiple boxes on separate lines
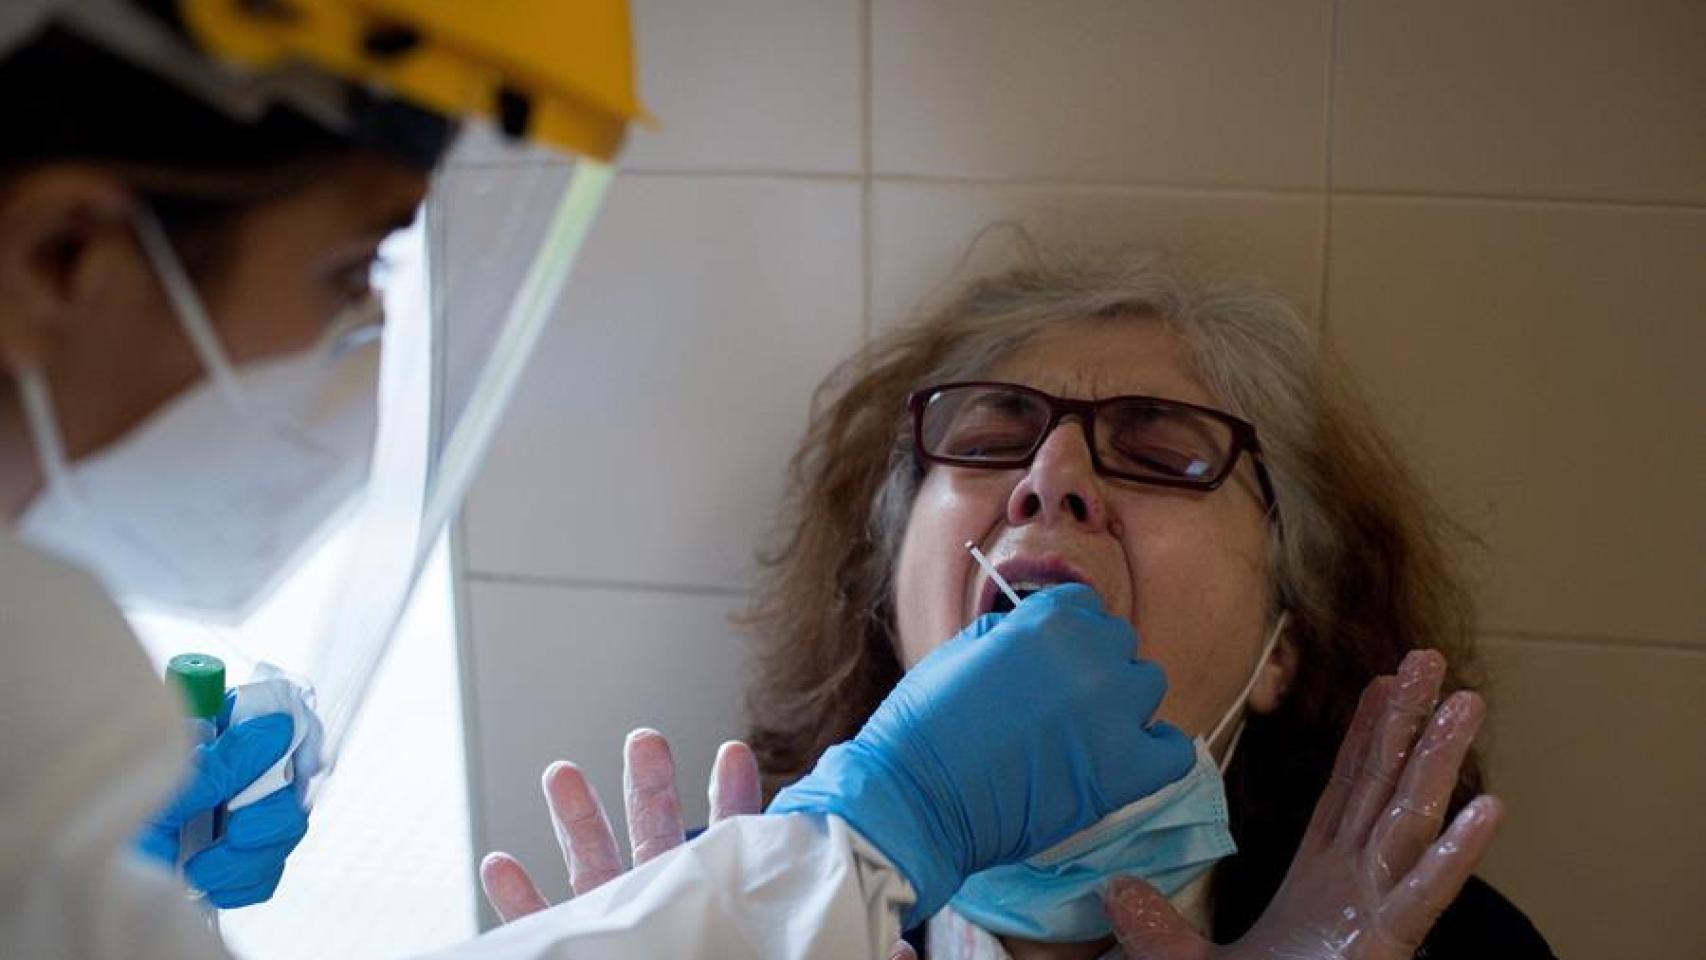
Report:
0,3,1199,958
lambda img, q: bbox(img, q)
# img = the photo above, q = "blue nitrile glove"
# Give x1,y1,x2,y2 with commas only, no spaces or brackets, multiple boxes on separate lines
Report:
769,583,1194,928
136,712,310,908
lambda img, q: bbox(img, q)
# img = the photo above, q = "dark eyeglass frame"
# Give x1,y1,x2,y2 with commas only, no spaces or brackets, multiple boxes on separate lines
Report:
906,380,1279,518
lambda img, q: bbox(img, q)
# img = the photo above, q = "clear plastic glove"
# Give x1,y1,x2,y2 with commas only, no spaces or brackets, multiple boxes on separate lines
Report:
770,583,1196,928
478,730,917,960
135,712,310,908
1104,650,1503,960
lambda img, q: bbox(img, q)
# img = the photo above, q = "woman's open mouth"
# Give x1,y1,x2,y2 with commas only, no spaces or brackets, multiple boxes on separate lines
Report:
976,553,1095,616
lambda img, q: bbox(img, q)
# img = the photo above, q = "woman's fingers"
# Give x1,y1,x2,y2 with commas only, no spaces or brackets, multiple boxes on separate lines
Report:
542,761,624,896
1105,874,1213,960
624,728,686,867
479,851,550,923
1367,690,1485,887
887,941,919,960
1381,795,1504,948
1336,650,1444,851
708,740,763,823
1302,677,1390,853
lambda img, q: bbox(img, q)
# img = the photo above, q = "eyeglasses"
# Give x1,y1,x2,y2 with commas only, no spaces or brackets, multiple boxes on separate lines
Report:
907,381,1278,515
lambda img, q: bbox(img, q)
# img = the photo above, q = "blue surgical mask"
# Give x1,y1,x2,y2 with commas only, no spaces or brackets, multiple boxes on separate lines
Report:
947,614,1287,942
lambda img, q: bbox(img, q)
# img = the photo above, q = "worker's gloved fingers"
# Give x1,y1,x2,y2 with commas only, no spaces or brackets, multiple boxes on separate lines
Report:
1030,583,1132,661
153,714,295,828
1116,656,1172,712
708,740,763,823
219,788,309,850
135,822,180,867
1036,581,1106,616
183,839,295,902
1108,719,1195,804
197,713,295,806
1303,678,1390,854
954,612,1006,646
623,728,685,867
173,792,307,904
480,852,551,923
1381,795,1504,948
202,876,285,910
1367,690,1485,887
541,761,622,896
1336,651,1443,851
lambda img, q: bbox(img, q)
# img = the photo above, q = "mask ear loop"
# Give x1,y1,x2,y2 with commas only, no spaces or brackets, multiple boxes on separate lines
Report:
1207,611,1289,773
15,367,77,499
131,206,250,418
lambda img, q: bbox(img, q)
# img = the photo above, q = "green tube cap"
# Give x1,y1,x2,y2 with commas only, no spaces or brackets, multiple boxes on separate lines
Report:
166,653,227,720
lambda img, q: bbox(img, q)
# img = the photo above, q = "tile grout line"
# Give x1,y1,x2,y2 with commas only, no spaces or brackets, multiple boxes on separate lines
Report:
1317,0,1343,337
606,165,1706,214
859,0,875,344
447,162,1706,215
463,569,1703,655
1481,629,1704,656
465,570,1704,657
622,170,1706,215
446,516,491,930
466,570,749,598
1325,187,1706,214
860,172,1326,199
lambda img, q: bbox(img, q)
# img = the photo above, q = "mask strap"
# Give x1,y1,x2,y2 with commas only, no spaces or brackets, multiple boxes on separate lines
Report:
1207,611,1289,759
15,367,76,497
132,207,250,417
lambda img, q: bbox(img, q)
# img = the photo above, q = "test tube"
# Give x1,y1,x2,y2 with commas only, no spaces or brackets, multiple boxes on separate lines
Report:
166,653,224,913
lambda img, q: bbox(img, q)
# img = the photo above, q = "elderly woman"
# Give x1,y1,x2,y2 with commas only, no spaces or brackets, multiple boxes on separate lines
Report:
737,252,1553,958
483,253,1555,960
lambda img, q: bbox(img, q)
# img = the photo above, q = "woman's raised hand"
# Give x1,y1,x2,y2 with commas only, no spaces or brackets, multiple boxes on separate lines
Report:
477,728,917,960
479,729,758,918
1106,650,1503,960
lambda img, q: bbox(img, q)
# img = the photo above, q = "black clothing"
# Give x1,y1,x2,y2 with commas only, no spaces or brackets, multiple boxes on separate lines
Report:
1414,876,1556,959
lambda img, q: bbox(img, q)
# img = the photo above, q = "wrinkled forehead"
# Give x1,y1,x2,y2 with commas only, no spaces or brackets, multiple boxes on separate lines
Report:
980,316,1219,408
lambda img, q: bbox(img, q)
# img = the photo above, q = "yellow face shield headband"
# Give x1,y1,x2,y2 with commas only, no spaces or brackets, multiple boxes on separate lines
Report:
181,0,651,162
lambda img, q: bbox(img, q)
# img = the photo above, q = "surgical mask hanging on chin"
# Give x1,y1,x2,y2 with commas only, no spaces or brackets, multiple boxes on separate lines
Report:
14,207,382,626
948,613,1289,943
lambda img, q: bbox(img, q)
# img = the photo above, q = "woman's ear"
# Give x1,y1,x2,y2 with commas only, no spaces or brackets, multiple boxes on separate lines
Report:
1247,617,1299,714
0,167,134,373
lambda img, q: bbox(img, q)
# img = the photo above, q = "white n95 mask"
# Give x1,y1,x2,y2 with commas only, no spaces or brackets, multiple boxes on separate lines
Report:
12,156,619,795
14,207,381,625
948,614,1288,942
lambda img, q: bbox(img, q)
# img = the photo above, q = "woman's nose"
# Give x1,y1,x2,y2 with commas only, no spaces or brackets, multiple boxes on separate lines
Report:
1006,418,1108,530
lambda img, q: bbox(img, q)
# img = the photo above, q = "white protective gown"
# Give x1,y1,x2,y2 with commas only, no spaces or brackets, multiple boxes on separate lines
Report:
0,530,913,960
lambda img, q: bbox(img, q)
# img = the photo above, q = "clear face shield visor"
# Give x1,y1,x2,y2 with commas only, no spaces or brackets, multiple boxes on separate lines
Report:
111,129,613,792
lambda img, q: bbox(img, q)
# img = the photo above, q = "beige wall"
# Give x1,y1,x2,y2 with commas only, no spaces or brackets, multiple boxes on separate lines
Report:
454,1,1705,953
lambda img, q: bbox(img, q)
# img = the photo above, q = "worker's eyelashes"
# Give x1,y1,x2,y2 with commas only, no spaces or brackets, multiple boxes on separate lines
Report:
327,251,390,312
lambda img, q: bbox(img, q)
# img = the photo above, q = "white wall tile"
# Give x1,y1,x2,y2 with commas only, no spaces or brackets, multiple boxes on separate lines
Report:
1478,636,1706,958
1326,198,1706,647
449,0,862,174
465,581,751,912
872,0,1332,188
623,0,862,173
459,172,863,589
870,181,1325,331
1333,0,1706,203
